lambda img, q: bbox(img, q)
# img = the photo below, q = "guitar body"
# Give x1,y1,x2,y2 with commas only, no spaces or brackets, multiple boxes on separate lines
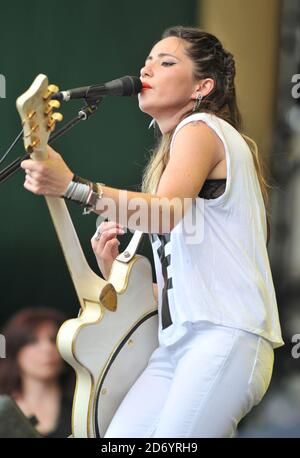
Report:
16,74,159,439
57,255,158,438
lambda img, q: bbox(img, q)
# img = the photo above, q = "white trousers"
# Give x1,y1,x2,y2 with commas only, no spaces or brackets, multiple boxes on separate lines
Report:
104,322,274,438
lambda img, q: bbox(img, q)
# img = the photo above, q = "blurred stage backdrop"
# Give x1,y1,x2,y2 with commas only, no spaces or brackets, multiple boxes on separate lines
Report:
1,0,300,438
0,0,197,321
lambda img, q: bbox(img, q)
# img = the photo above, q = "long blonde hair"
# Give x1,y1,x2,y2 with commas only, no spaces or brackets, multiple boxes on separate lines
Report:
141,26,272,245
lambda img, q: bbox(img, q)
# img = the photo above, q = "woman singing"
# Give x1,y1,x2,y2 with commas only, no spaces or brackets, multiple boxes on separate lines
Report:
20,26,284,437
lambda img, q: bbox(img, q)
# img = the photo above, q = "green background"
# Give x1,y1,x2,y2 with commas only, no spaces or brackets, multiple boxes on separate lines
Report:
0,0,197,325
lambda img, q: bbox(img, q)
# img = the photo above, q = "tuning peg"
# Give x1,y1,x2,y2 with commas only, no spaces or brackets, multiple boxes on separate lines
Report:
44,99,61,115
48,84,59,93
47,112,63,130
43,84,59,100
49,100,60,109
51,112,63,122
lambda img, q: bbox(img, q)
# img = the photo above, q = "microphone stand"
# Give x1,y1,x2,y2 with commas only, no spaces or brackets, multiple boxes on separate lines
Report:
0,98,103,184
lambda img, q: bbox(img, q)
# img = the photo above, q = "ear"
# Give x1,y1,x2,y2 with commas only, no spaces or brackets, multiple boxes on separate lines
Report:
192,78,215,99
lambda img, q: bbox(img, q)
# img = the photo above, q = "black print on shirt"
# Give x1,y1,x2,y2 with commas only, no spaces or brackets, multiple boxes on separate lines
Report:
152,233,173,330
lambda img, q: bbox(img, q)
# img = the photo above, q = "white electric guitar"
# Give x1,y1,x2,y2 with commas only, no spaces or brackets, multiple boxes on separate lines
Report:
16,74,158,438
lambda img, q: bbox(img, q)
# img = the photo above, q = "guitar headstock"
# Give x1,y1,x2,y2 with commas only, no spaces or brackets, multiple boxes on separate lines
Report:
16,74,63,160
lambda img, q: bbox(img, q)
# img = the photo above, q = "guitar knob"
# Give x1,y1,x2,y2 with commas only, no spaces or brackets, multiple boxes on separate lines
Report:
51,112,63,122
47,112,63,130
48,84,59,93
44,100,61,115
49,100,61,109
43,84,59,100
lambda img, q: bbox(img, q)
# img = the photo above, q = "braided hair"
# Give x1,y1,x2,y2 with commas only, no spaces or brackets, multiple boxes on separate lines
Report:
161,26,242,130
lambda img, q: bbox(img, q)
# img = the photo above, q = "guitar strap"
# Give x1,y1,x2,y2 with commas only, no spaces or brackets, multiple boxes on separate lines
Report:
116,230,145,263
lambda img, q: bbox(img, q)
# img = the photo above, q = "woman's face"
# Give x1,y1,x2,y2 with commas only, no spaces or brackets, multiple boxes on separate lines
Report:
17,321,63,382
138,36,197,119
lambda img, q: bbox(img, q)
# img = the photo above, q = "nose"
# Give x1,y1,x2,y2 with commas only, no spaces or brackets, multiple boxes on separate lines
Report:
140,61,153,79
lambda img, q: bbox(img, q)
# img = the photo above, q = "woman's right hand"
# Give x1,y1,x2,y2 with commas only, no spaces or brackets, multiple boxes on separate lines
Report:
91,221,125,280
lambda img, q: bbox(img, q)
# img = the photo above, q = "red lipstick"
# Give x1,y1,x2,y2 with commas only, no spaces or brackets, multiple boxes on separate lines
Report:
142,82,152,89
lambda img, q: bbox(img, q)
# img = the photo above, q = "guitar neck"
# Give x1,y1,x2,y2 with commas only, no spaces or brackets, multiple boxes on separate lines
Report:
45,196,108,308
15,74,110,310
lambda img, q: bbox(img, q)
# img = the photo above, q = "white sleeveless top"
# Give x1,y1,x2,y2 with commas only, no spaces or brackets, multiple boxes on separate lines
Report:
150,112,284,349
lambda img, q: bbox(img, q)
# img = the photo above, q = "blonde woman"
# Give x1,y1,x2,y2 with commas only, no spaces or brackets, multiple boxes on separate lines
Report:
21,26,284,437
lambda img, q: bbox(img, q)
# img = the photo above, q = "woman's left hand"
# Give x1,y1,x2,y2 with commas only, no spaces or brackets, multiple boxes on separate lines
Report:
20,145,74,197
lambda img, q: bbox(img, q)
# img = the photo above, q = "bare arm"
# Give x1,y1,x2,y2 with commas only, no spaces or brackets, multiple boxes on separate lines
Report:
21,121,220,234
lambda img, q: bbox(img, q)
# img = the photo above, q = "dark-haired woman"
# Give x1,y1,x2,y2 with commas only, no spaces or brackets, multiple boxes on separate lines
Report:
0,308,74,437
20,26,284,437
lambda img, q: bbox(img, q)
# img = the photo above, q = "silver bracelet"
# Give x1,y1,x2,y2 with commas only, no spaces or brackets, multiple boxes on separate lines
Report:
64,181,91,205
63,179,105,214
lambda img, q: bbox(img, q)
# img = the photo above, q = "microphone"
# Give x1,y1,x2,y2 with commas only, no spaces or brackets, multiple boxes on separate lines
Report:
51,75,142,102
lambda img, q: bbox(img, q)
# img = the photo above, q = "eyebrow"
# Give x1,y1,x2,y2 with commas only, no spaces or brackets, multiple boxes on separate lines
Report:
145,53,181,61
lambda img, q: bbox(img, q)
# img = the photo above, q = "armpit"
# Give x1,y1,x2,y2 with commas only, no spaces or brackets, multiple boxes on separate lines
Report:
198,178,226,199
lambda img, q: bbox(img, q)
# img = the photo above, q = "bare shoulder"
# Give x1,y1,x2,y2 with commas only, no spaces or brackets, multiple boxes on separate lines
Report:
171,119,223,165
156,119,224,200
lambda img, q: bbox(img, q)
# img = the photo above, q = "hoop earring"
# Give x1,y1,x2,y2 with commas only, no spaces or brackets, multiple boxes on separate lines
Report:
193,93,203,112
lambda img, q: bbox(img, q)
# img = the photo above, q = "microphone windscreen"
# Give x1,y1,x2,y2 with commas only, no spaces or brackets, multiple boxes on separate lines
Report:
102,76,142,96
121,76,142,96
